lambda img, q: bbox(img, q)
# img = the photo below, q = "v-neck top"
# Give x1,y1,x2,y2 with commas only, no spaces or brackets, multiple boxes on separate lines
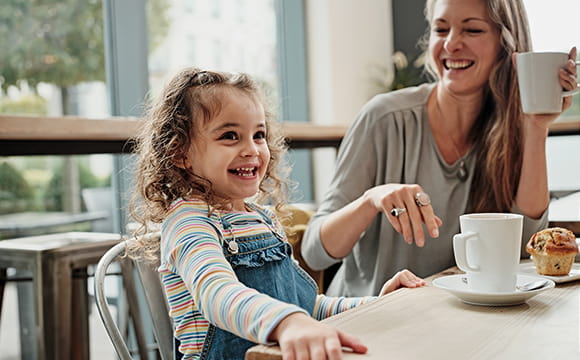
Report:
302,83,548,297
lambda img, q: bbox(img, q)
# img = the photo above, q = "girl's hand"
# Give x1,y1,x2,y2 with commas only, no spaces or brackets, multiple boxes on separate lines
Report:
270,312,367,360
379,269,426,296
364,183,442,247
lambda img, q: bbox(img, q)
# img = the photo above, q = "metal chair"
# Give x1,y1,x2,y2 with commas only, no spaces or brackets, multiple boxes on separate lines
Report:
0,231,121,360
94,233,173,360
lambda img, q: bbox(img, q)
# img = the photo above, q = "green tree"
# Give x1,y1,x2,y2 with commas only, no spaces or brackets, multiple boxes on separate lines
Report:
0,0,105,98
0,0,169,106
0,161,34,214
45,157,108,211
0,94,47,115
0,0,169,213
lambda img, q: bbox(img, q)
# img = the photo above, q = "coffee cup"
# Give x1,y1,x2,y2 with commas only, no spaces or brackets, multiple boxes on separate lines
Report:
516,51,580,114
453,213,523,293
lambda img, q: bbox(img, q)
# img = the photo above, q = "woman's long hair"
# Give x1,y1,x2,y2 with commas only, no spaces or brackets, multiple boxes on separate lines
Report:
130,68,290,258
421,0,532,212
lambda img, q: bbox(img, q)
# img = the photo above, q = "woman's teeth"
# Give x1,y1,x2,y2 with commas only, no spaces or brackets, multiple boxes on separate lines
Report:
444,59,474,70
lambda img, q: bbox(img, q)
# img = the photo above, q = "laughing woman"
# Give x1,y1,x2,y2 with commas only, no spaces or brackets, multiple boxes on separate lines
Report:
302,0,578,296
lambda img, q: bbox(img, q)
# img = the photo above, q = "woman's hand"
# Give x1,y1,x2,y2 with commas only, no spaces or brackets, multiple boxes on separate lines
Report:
558,46,579,114
364,183,442,247
270,312,367,360
379,269,426,296
515,47,579,128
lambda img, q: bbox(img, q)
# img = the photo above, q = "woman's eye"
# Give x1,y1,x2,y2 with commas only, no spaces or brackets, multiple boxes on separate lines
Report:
254,131,266,140
466,29,483,34
219,131,238,140
433,27,448,34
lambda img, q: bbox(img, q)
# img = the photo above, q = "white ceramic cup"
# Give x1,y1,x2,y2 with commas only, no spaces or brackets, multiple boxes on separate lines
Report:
453,213,523,293
516,52,580,114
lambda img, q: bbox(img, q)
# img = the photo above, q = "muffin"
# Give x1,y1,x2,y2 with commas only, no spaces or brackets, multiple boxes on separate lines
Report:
526,227,578,276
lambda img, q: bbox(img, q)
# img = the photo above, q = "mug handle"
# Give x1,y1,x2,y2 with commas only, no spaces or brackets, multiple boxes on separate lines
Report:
562,60,580,97
453,232,480,272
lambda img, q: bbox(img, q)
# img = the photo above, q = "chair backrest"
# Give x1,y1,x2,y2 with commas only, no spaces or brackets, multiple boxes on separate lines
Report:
94,234,173,360
275,204,324,293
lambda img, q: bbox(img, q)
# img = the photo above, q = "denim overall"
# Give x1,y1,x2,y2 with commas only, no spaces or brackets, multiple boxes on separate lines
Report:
197,206,318,359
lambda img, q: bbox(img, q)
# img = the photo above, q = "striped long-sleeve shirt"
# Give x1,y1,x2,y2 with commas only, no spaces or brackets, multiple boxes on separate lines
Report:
160,199,374,359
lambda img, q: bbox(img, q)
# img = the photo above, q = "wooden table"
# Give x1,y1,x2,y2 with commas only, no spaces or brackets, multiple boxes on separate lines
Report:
0,210,108,238
246,265,580,359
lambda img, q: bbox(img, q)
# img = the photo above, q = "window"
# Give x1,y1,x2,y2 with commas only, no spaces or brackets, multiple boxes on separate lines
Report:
147,0,279,107
525,0,580,121
0,0,114,240
146,0,313,202
524,0,580,194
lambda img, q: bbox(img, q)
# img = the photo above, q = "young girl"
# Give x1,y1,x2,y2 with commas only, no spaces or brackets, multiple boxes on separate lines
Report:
131,67,425,360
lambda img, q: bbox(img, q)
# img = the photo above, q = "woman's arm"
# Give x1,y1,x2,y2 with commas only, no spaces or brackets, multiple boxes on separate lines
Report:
514,121,550,218
320,184,441,258
302,99,442,269
515,47,578,218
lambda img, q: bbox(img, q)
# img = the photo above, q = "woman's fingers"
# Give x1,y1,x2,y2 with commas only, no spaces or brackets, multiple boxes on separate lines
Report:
403,189,438,247
405,198,427,247
379,184,441,247
560,48,578,112
396,210,414,245
385,189,418,245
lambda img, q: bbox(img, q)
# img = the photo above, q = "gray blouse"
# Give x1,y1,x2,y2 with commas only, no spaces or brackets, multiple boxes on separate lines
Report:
301,83,548,297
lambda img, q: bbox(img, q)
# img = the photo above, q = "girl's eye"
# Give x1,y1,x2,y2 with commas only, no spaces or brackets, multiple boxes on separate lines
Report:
433,27,448,34
254,131,266,140
219,131,238,141
466,29,483,34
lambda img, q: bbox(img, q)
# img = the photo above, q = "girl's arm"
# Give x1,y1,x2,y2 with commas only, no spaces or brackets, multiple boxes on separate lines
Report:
165,216,307,345
312,269,425,320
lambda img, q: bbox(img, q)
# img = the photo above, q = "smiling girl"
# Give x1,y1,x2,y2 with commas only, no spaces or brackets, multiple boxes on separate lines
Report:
131,68,425,359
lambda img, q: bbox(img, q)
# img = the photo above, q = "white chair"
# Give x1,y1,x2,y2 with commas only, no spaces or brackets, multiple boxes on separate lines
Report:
94,234,174,360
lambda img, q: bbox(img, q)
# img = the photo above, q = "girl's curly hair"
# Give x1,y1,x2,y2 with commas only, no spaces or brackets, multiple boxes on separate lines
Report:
130,68,291,259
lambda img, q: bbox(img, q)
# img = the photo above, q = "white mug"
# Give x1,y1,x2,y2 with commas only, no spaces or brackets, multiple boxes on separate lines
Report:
453,213,523,293
516,51,580,114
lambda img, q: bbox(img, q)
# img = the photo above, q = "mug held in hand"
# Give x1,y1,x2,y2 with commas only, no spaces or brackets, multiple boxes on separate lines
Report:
516,51,580,114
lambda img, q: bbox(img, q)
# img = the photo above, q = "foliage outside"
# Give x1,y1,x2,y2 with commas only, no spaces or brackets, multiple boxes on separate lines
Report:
370,51,427,96
0,157,110,215
0,0,169,217
0,0,169,91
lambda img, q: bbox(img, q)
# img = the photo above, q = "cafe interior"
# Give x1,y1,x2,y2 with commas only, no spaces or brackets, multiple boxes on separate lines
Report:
0,1,579,359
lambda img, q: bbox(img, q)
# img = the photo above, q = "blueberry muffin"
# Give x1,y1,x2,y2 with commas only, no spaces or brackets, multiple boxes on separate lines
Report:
526,227,578,276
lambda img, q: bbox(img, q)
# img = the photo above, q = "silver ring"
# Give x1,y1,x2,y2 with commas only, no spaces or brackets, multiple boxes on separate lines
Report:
390,207,407,217
415,192,431,207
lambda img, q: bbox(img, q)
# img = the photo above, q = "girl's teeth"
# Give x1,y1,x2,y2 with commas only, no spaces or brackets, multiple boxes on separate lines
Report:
231,167,255,177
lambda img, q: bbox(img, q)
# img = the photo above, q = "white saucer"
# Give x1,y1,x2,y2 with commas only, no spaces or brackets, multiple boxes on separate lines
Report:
518,261,580,284
432,274,555,306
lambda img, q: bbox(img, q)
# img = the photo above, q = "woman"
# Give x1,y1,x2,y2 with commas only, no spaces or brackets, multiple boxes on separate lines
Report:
302,0,578,296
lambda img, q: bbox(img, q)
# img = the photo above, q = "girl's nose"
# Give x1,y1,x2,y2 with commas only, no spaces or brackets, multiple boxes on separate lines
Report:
240,140,260,157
